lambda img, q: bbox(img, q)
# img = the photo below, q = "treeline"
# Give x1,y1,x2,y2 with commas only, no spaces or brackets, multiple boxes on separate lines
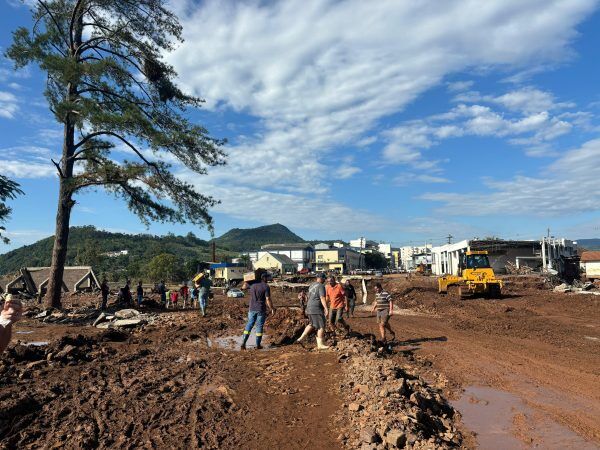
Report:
0,226,236,281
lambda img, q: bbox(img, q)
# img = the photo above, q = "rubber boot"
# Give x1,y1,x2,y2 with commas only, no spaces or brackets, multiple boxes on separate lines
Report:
241,332,250,350
255,334,263,350
296,327,311,343
316,337,330,350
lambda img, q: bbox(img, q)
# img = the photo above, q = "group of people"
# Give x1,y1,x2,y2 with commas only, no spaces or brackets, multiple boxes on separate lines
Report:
99,275,213,316
241,273,396,350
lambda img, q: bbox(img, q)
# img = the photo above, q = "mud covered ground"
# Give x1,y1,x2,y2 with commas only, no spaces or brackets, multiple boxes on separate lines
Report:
1,275,599,449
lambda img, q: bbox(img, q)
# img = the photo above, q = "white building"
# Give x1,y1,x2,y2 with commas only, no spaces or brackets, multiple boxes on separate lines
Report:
431,240,469,275
399,245,432,270
102,250,129,258
431,238,578,276
580,251,600,280
378,243,392,259
350,237,378,250
258,243,315,271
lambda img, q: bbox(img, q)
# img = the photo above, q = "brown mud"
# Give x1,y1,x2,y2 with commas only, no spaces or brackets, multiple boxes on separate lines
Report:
0,275,598,449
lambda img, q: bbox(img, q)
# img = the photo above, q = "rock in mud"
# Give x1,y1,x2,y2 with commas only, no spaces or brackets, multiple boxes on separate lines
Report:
360,427,379,443
113,318,145,328
93,312,107,326
114,309,140,319
385,430,406,448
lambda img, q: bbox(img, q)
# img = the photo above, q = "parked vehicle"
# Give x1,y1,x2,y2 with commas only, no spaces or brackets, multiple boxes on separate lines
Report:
226,288,245,298
374,271,383,277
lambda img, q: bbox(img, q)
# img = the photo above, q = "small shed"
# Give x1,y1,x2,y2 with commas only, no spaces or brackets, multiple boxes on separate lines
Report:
253,253,296,274
580,251,600,280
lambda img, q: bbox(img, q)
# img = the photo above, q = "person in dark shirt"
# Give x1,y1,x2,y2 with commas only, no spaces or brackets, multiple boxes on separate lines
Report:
158,280,167,305
136,281,144,307
344,280,357,318
241,273,275,350
100,278,110,310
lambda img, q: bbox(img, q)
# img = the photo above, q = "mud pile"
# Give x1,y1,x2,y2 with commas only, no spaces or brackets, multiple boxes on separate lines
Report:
334,338,461,449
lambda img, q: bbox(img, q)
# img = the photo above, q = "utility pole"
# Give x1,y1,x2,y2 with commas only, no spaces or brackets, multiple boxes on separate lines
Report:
446,234,453,244
212,241,216,262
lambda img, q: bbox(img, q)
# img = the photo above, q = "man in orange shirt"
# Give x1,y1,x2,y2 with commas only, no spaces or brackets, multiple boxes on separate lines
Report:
326,276,350,334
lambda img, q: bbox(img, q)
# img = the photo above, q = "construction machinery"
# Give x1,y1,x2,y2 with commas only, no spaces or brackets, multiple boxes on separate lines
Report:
438,250,502,298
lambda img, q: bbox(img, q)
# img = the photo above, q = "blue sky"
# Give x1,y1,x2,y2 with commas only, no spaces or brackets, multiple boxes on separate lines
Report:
1,0,600,253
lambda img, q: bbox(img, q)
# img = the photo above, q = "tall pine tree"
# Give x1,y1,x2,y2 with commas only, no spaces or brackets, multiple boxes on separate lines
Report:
7,0,226,307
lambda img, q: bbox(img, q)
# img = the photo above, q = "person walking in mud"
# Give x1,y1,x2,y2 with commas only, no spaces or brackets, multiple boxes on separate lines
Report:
197,274,212,317
326,276,350,334
241,272,275,350
100,277,110,310
344,279,357,319
136,281,144,307
296,273,330,349
371,282,396,344
158,280,167,306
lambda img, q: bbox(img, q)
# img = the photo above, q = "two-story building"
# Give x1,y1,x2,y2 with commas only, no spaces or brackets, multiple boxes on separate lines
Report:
258,243,315,271
315,246,361,274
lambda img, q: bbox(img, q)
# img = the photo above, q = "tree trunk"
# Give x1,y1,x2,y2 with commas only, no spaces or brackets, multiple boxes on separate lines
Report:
44,7,83,309
45,180,74,308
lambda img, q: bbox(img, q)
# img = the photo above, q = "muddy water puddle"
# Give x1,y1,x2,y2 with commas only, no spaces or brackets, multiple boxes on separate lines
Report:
453,386,597,450
207,331,274,351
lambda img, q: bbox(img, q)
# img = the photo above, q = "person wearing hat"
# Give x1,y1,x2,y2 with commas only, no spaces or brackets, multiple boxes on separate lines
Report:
296,273,330,349
1,294,23,353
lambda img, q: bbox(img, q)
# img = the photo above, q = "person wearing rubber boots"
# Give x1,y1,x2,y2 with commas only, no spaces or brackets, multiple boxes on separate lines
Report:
296,273,330,349
241,272,275,350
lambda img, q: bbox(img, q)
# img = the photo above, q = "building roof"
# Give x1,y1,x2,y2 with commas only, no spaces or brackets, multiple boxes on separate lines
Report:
261,243,313,250
3,266,99,294
263,253,296,265
581,251,600,262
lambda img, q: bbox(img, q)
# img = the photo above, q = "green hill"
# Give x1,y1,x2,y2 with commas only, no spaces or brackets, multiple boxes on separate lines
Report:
577,238,600,251
0,223,307,280
212,223,304,251
0,225,232,281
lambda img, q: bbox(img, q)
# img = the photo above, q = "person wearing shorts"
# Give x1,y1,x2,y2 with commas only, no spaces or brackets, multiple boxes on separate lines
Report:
371,282,396,343
326,276,350,334
296,273,329,349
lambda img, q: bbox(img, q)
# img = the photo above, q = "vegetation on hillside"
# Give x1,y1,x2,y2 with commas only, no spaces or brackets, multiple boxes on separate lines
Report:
0,226,235,282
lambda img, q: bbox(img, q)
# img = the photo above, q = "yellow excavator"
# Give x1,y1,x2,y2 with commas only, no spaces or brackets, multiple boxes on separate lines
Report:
438,250,502,298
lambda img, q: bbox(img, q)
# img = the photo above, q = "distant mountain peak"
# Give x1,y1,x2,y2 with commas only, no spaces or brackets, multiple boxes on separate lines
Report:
212,223,304,251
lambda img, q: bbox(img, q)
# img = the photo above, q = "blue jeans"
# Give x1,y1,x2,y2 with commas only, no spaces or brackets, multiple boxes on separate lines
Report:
137,294,143,306
243,311,266,340
199,294,208,312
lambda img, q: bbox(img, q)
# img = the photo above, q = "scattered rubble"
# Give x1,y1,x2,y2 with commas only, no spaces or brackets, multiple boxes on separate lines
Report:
334,337,462,449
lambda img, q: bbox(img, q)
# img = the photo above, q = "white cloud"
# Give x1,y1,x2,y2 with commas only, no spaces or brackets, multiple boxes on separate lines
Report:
447,81,474,92
0,91,18,119
383,86,583,164
421,138,600,216
393,174,450,186
0,146,57,178
179,173,388,233
166,0,597,198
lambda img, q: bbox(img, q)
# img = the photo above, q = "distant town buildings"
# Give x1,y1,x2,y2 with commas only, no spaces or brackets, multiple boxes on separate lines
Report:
431,238,578,276
314,245,361,273
102,250,129,258
253,253,297,274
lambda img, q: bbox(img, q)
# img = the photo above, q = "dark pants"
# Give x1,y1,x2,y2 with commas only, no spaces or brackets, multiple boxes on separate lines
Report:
346,297,356,317
101,293,108,310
